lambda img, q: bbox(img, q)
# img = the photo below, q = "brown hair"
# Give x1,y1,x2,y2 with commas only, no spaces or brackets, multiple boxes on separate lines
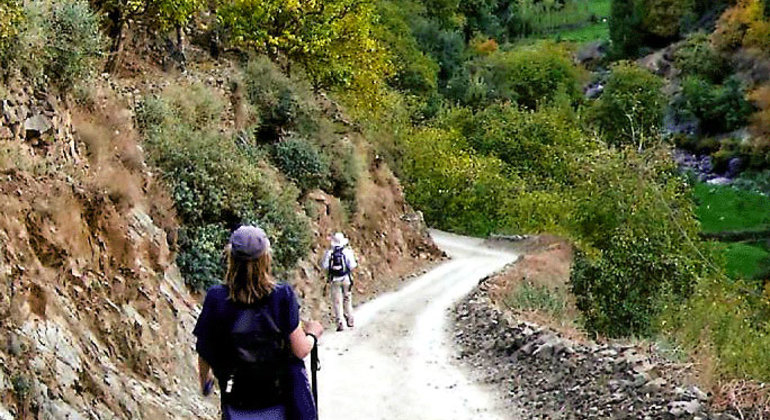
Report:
225,246,276,304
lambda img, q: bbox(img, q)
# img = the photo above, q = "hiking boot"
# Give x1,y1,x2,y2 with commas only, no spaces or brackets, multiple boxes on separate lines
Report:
336,321,344,332
345,316,354,328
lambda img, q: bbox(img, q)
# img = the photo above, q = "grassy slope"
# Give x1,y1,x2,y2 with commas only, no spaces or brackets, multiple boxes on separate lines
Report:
695,182,770,279
695,182,770,233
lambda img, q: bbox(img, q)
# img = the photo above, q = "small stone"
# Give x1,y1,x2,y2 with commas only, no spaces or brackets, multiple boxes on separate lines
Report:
668,400,701,417
641,377,667,394
689,385,709,401
0,126,12,139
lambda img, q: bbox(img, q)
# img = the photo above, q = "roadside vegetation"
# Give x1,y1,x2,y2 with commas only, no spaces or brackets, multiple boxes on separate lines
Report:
1,0,769,397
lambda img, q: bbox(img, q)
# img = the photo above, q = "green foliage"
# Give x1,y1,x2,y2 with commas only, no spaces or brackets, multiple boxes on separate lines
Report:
640,0,690,39
666,275,770,382
505,283,567,318
241,57,311,139
401,127,515,235
694,182,770,233
96,0,204,30
376,1,440,95
271,137,330,193
458,103,589,184
217,0,393,97
587,62,665,147
673,32,730,83
0,0,24,67
677,76,754,135
45,0,103,87
569,147,706,337
137,83,311,290
1,0,103,87
471,42,582,109
733,169,770,195
609,0,645,57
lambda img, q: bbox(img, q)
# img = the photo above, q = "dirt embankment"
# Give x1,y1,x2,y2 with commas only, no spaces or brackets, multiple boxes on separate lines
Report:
0,55,439,419
452,237,768,420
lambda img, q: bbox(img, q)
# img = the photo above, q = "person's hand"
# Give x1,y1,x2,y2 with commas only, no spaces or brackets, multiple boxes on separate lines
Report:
201,372,214,396
303,320,324,338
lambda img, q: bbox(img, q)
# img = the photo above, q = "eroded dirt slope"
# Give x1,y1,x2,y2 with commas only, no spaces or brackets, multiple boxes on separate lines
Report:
0,59,439,419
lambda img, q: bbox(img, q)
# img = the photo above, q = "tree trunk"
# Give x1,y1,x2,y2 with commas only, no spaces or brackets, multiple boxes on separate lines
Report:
105,19,127,74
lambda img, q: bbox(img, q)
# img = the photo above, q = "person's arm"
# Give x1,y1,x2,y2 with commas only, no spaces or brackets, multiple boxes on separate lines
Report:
198,356,214,393
320,250,331,270
289,320,324,359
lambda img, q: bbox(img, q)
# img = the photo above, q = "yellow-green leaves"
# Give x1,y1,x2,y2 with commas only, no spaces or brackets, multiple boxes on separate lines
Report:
217,0,393,107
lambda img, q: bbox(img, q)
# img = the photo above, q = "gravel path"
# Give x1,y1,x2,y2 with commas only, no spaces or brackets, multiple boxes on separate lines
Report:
315,230,522,420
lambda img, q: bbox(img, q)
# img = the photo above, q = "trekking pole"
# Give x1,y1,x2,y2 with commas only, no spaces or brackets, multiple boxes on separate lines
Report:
310,343,319,418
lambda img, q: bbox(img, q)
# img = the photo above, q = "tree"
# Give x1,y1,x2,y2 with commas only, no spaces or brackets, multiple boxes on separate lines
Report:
217,0,393,95
569,147,707,337
587,62,665,149
609,0,644,57
94,0,204,73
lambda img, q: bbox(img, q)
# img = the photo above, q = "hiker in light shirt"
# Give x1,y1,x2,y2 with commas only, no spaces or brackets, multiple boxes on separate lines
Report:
321,232,358,331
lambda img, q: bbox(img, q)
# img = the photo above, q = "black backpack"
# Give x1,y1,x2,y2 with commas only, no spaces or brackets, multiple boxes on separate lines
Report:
328,247,349,278
222,305,289,410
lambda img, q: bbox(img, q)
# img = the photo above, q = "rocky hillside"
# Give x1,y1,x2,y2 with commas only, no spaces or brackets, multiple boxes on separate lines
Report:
0,48,440,419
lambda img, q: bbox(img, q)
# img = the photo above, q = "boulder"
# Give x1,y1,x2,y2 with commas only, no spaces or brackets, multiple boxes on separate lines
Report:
24,115,53,139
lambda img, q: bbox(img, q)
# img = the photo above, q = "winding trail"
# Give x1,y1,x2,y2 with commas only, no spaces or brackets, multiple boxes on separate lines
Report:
315,230,521,420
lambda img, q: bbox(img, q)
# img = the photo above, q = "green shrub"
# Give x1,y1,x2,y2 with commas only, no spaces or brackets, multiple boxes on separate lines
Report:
569,147,706,337
587,62,665,147
177,224,229,291
2,0,102,88
138,83,312,289
271,137,330,193
45,0,103,88
475,42,582,109
666,275,770,382
673,32,730,83
677,76,754,135
0,0,24,68
241,57,315,141
462,103,590,184
401,127,516,236
609,0,645,57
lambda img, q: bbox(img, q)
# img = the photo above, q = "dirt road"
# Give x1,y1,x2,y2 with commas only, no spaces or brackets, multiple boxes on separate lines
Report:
316,231,521,420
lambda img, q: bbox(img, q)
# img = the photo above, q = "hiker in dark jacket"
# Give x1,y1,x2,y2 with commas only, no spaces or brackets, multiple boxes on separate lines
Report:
321,232,358,331
194,225,324,420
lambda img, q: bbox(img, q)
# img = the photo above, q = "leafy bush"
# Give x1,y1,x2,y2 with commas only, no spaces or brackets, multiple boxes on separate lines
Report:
271,137,330,193
45,0,103,87
460,103,590,184
474,42,582,109
609,0,645,57
1,0,103,88
401,127,516,236
137,83,312,289
713,0,770,53
677,76,754,135
587,62,665,147
569,147,707,337
0,0,24,68
241,57,315,141
673,32,730,83
217,0,393,99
